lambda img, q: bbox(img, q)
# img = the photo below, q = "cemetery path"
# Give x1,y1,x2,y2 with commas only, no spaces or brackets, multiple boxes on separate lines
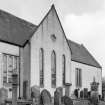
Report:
98,101,105,105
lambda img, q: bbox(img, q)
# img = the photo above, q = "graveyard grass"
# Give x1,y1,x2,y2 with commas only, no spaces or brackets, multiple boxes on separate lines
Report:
73,100,105,105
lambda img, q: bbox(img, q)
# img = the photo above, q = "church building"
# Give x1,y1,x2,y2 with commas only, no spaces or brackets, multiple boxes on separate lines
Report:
0,5,102,99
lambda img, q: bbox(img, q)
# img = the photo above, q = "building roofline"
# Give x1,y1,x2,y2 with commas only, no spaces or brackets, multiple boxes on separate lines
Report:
25,4,72,55
72,59,102,69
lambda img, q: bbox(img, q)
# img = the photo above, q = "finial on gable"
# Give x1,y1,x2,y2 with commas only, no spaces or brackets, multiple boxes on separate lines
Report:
51,4,55,9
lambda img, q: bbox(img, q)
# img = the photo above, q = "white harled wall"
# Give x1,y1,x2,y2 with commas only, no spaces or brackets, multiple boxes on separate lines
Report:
30,8,71,96
71,61,102,95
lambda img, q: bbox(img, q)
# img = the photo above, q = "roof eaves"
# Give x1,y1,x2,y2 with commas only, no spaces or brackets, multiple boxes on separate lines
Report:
81,44,102,68
72,59,102,69
0,39,22,47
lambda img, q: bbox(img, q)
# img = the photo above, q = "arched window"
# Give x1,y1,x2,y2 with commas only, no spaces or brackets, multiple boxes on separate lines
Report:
51,50,56,88
62,55,66,86
39,48,44,87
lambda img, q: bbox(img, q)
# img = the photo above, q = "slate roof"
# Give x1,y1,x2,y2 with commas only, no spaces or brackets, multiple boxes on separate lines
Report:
0,8,101,68
68,40,101,68
0,9,37,46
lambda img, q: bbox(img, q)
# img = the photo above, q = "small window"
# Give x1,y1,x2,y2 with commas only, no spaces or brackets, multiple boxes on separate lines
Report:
62,55,66,86
51,34,56,42
51,50,56,88
39,48,44,87
75,68,82,88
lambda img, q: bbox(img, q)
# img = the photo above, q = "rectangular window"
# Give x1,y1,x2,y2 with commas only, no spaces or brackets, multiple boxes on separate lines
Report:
3,53,19,84
75,68,82,88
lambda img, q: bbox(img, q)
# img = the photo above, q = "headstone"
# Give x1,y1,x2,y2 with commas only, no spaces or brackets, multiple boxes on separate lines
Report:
40,89,51,105
84,88,88,99
56,87,63,97
88,91,91,99
74,89,78,98
80,90,84,99
0,88,8,104
54,89,61,105
90,77,99,91
90,91,99,105
103,91,105,101
65,83,71,97
70,93,77,99
31,85,40,105
61,96,73,105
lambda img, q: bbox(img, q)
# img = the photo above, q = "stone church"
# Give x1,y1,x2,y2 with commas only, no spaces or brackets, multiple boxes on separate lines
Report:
0,5,102,99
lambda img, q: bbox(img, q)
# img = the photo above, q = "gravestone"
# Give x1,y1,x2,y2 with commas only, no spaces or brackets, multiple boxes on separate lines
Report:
61,96,73,105
90,91,99,105
103,91,105,101
0,88,8,104
74,89,78,98
40,89,51,105
54,87,62,105
54,90,60,105
31,85,40,105
84,88,88,99
80,90,84,99
65,83,72,97
56,87,63,97
88,91,91,99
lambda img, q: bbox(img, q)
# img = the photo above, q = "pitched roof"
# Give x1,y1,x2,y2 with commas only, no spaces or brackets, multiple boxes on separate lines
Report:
0,6,101,68
0,9,37,46
68,40,101,68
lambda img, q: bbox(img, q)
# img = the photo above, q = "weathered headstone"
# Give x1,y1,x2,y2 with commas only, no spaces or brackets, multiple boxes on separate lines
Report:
103,91,105,101
61,96,73,105
84,88,88,99
89,78,99,105
90,91,99,105
80,90,84,99
65,83,72,97
88,91,91,99
31,85,40,105
70,93,77,99
0,88,8,104
74,89,78,98
54,88,62,105
40,89,51,105
56,87,63,97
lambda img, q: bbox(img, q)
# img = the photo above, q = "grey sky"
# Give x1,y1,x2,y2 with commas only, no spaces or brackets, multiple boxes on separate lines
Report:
0,0,105,76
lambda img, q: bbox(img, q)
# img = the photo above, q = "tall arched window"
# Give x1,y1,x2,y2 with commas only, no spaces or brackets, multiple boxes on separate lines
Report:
39,48,44,87
51,50,56,88
62,55,66,86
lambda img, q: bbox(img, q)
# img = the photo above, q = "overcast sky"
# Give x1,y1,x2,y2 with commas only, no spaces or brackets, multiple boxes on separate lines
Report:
0,0,105,76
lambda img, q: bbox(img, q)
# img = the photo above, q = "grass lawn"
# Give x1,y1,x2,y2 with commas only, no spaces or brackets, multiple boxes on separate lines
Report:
98,101,105,105
73,99,105,105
